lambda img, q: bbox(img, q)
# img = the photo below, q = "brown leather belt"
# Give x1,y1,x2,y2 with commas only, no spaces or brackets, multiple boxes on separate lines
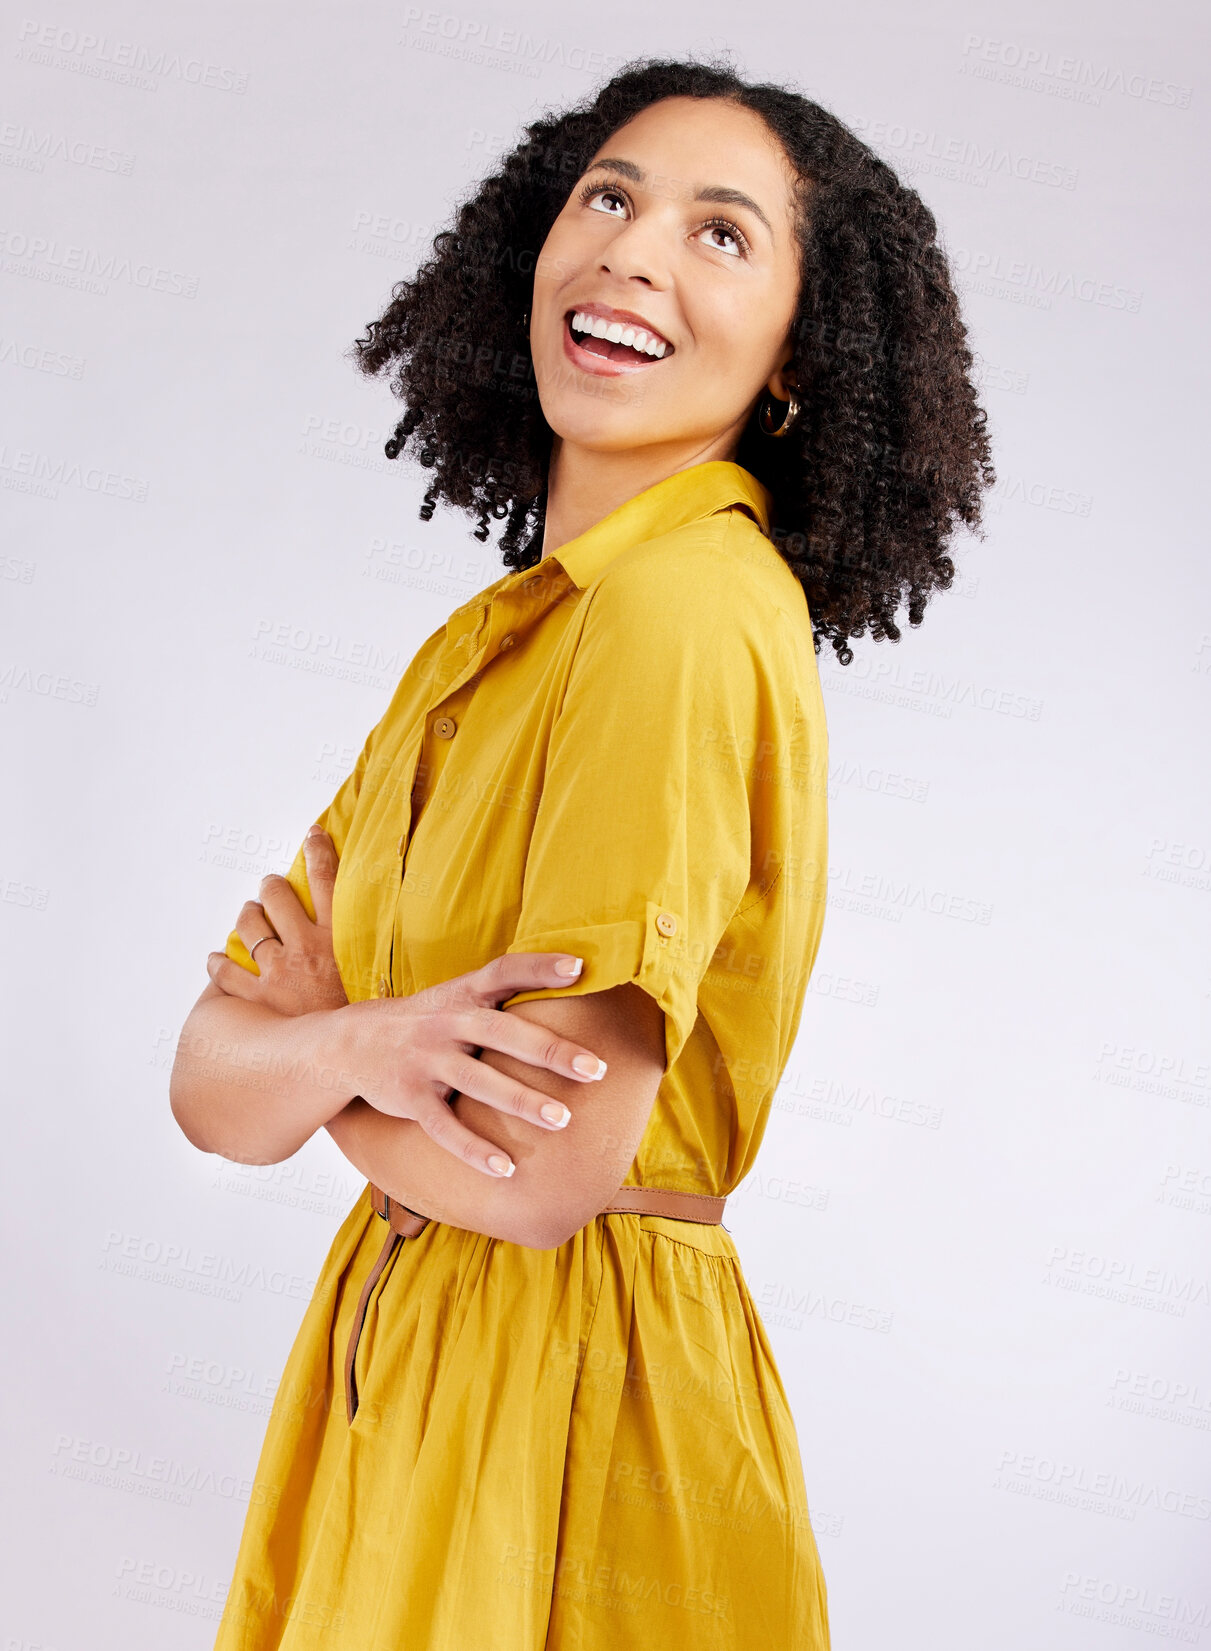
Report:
343,1179,727,1424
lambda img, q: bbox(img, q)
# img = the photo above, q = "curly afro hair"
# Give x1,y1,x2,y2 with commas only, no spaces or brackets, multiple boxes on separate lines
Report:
348,56,995,665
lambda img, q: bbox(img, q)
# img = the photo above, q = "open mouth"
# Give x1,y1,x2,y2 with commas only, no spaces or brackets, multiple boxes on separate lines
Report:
564,309,675,369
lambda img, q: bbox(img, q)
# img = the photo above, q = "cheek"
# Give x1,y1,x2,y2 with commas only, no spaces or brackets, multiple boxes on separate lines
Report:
536,211,596,289
685,299,755,374
689,285,792,374
533,218,571,290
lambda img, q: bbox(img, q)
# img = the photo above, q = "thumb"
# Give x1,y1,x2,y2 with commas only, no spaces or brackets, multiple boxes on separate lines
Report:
303,823,339,925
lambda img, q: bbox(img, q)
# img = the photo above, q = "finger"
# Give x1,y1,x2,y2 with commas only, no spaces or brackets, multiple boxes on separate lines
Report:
257,872,313,943
234,899,279,964
406,1090,518,1179
206,950,265,999
414,953,584,1020
302,825,339,929
469,951,587,1007
433,1047,575,1131
449,1005,607,1085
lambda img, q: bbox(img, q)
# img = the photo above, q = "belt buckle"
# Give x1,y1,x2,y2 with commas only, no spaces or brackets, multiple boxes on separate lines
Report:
373,1186,425,1223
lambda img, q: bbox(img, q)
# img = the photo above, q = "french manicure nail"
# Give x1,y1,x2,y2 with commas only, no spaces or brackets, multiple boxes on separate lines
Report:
487,1154,515,1177
554,956,583,977
572,1055,607,1079
541,1102,571,1127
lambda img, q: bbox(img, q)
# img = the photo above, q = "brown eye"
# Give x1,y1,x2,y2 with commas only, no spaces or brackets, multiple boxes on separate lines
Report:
698,220,745,258
588,190,626,216
576,179,630,217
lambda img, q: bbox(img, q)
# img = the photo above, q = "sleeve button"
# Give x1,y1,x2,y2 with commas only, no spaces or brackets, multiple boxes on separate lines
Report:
655,911,678,937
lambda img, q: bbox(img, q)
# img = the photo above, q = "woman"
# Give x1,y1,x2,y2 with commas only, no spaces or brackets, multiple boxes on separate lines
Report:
171,57,992,1650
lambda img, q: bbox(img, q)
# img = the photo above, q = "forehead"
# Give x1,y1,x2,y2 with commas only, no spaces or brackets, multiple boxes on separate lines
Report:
587,96,797,217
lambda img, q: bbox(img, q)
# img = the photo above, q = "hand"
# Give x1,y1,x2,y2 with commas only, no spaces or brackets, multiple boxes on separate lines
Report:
206,824,349,1017
328,952,611,1178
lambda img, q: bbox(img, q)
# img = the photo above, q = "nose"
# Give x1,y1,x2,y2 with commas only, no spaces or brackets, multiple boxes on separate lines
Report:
596,207,672,290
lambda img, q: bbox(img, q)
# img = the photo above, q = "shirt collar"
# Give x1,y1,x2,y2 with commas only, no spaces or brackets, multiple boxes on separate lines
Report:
541,459,773,590
441,459,774,674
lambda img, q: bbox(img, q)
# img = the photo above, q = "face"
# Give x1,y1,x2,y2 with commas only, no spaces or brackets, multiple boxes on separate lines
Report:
529,96,803,461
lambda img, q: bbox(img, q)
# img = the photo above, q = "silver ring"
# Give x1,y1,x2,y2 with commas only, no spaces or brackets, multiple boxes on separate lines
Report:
250,934,279,962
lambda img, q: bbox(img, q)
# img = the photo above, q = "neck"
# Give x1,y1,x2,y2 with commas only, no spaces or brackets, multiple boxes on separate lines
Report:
539,432,741,562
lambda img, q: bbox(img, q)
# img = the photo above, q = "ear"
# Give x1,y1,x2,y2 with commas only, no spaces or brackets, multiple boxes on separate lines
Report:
766,352,799,401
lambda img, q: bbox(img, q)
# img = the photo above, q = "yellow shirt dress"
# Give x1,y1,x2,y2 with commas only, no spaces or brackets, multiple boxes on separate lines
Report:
211,459,832,1650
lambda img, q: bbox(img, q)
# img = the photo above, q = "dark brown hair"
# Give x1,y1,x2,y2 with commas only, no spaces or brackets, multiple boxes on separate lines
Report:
349,56,995,664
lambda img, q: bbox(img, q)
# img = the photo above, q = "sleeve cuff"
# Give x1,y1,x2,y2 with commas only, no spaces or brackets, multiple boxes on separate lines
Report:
502,898,699,1072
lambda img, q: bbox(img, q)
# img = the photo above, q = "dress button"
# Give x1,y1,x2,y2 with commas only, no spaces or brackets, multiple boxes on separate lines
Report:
499,633,516,649
377,976,390,997
396,834,406,857
433,715,457,739
655,911,678,937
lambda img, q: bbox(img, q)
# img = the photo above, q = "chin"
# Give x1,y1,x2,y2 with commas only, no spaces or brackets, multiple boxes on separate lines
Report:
538,391,663,448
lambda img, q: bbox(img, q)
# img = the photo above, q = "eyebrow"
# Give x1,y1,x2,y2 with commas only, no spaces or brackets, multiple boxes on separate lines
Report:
584,155,774,239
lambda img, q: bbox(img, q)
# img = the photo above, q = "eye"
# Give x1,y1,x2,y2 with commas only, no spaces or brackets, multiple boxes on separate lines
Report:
577,180,628,217
574,177,751,260
697,218,748,259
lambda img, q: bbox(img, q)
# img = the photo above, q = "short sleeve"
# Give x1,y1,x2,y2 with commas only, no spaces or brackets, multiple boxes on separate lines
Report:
221,717,381,976
501,548,768,1071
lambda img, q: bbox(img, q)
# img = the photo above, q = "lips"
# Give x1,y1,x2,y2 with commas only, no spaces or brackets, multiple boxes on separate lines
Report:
562,305,675,376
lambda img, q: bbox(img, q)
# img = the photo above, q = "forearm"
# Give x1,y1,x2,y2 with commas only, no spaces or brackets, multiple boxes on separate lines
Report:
325,1095,541,1248
323,987,664,1251
170,991,355,1165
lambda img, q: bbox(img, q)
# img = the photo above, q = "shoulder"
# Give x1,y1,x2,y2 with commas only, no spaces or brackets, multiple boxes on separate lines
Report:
579,509,811,683
583,509,787,622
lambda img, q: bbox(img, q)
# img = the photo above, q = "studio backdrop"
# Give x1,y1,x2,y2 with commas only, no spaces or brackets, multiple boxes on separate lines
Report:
2,3,1207,1647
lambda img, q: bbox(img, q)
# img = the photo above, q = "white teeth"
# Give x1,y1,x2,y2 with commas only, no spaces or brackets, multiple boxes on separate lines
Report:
570,310,670,359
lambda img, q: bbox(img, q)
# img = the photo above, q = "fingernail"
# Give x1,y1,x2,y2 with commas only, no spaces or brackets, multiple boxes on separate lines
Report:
541,1102,571,1127
572,1055,607,1079
554,956,583,977
487,1154,515,1177
306,823,325,838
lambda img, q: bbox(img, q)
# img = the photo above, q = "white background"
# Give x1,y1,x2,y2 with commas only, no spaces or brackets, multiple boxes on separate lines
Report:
2,2,1208,1646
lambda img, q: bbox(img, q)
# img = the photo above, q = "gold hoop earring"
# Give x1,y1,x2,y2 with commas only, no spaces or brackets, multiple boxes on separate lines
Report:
521,310,529,329
757,389,801,438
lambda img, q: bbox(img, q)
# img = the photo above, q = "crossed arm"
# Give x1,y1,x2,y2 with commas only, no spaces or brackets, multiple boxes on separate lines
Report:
170,842,666,1250
324,983,665,1247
